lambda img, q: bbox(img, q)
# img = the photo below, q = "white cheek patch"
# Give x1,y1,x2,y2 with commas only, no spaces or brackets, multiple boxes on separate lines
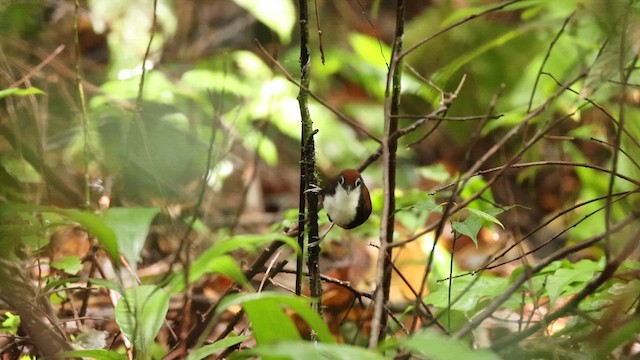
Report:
323,186,361,226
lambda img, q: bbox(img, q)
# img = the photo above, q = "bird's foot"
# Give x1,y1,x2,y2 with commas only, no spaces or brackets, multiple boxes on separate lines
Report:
304,183,322,194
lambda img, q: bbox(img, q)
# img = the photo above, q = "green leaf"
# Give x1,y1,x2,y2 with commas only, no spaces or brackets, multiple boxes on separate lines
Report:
0,87,44,99
235,341,386,360
544,259,599,305
0,155,42,183
187,335,249,360
217,292,334,345
0,204,119,262
166,254,251,293
452,215,482,246
50,255,83,275
390,330,500,360
61,349,128,360
425,275,509,312
231,0,294,43
209,233,299,259
1,312,20,335
467,208,505,229
103,207,159,273
115,285,169,359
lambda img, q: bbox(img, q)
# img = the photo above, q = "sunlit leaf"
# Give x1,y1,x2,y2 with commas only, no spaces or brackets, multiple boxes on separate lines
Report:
0,87,44,99
51,255,83,275
232,0,294,43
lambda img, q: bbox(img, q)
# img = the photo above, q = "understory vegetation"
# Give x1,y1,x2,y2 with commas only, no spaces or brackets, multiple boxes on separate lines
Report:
1,0,640,359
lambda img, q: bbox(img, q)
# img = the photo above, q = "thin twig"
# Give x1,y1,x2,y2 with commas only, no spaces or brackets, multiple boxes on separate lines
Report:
454,211,640,339
369,0,405,348
73,0,90,208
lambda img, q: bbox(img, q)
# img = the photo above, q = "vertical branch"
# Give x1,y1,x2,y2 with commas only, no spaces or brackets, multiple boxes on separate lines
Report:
295,0,322,311
369,0,405,348
605,8,635,260
73,0,90,208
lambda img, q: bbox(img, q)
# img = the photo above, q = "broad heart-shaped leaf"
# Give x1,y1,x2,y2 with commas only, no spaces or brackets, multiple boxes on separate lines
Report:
187,335,249,360
451,207,510,247
115,285,169,360
388,330,500,360
234,341,385,360
217,292,334,345
467,208,505,229
231,0,294,43
452,215,482,246
102,208,159,274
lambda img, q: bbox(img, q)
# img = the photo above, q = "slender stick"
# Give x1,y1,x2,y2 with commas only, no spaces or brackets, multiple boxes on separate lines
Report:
295,0,322,312
369,0,405,349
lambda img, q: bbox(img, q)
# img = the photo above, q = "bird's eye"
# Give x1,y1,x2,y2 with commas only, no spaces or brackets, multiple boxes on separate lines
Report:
338,176,345,185
355,178,362,187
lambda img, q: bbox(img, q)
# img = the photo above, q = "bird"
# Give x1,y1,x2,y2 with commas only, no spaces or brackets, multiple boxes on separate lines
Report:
322,169,372,229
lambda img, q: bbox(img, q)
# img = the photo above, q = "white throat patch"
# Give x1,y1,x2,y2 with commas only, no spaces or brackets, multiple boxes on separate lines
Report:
323,185,361,227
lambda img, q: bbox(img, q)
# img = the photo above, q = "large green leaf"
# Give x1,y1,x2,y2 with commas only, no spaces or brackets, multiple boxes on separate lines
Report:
187,335,249,360
425,275,509,312
166,254,251,294
544,259,600,305
0,155,42,183
217,292,334,345
61,349,128,360
234,341,386,360
115,285,169,360
0,86,44,99
389,330,500,360
0,204,119,261
103,207,159,273
232,0,294,43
